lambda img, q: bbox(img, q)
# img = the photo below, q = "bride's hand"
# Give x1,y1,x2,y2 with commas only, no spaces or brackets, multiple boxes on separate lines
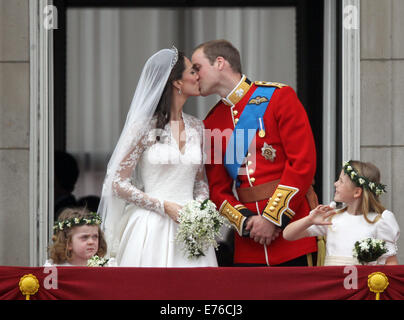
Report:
164,201,182,223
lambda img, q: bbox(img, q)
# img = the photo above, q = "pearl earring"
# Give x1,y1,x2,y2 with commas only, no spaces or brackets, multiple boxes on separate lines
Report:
178,89,182,95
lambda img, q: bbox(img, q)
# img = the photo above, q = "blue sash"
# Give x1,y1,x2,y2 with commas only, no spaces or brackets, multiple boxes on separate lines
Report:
224,86,275,185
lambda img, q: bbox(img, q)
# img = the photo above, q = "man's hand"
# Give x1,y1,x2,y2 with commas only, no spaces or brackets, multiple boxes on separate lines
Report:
245,215,281,246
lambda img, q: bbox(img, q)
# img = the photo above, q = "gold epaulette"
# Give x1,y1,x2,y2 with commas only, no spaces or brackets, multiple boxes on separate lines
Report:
262,185,298,227
219,201,246,236
254,81,288,89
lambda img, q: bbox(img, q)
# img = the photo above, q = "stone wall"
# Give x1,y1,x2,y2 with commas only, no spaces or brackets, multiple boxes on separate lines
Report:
0,0,30,265
360,0,404,262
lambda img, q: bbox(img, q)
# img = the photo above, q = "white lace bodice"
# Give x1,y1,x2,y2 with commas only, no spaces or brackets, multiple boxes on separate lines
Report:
112,113,209,214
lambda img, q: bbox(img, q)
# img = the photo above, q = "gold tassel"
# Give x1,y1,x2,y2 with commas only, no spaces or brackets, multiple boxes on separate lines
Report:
316,236,326,266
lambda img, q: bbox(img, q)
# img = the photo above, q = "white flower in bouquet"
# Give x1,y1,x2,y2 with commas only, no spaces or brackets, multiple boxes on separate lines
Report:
352,238,387,265
87,255,110,267
175,199,229,259
359,241,370,252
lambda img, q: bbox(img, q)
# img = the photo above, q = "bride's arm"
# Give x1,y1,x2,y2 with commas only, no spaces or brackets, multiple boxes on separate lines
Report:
111,134,165,215
194,164,210,202
193,118,210,202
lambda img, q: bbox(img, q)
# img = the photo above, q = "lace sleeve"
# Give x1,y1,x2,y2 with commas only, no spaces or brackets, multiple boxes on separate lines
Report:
190,115,210,202
111,130,165,215
194,163,210,202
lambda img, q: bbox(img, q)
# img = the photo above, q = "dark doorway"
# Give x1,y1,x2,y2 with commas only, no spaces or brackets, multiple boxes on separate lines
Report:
53,0,324,202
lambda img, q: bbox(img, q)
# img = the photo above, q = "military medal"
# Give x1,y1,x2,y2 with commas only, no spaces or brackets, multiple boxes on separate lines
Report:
258,118,265,138
261,142,276,162
258,129,266,138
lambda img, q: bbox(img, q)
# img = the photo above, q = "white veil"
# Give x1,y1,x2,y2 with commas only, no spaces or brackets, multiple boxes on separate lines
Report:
98,47,178,257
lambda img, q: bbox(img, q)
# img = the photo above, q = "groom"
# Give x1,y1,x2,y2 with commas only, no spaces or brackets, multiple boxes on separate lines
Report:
192,39,318,266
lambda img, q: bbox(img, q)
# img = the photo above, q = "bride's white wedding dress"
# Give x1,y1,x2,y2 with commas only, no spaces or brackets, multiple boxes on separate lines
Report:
112,112,218,267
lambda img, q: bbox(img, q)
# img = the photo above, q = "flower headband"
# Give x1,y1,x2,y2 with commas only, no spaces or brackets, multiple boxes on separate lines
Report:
343,161,386,196
53,212,102,232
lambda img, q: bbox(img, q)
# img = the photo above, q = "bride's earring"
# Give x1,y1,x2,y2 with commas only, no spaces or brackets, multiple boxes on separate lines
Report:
178,88,182,95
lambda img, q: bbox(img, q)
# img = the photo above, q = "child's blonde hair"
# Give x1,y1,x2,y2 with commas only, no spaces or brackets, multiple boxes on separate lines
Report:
336,160,386,224
49,207,107,264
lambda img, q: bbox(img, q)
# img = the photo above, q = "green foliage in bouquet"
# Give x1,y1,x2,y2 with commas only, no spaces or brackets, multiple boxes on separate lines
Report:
352,238,387,265
176,199,229,259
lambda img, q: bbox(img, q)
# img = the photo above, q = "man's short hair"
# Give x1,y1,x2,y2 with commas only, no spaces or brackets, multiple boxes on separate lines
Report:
194,39,242,74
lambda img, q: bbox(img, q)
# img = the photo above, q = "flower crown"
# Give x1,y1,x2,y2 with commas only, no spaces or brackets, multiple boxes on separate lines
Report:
343,161,386,196
53,212,102,232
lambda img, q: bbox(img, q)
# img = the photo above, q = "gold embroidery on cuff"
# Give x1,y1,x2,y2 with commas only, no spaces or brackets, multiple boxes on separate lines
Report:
220,201,246,236
263,185,299,226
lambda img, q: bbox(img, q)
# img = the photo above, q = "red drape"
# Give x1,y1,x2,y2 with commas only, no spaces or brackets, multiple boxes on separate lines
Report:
1,265,403,300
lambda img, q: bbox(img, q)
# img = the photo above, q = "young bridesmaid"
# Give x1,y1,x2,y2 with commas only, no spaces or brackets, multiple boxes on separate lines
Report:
44,207,112,266
284,160,400,266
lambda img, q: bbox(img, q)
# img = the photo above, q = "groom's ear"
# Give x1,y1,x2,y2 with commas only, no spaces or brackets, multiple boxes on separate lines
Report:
215,56,226,71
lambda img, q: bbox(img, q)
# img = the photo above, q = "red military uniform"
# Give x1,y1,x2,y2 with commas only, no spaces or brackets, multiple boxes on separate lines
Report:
203,75,318,265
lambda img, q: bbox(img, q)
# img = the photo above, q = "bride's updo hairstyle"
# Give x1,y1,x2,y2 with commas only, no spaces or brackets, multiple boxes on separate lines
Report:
154,51,186,132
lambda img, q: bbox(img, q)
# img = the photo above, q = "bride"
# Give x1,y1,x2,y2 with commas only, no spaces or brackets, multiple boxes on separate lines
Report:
98,47,218,267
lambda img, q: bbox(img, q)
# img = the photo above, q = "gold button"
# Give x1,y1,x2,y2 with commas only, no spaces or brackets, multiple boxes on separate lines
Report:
247,152,252,157
247,160,253,166
234,118,239,124
272,201,278,206
233,110,238,116
275,197,280,202
248,168,254,174
250,177,256,183
277,193,283,198
269,206,275,211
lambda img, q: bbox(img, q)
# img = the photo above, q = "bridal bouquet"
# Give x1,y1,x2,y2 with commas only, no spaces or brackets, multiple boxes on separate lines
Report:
352,238,387,265
87,255,110,267
175,199,229,259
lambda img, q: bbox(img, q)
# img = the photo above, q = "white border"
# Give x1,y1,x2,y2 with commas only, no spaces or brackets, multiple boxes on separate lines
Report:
28,3,360,265
322,0,361,204
29,0,54,266
342,0,361,162
322,0,337,204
